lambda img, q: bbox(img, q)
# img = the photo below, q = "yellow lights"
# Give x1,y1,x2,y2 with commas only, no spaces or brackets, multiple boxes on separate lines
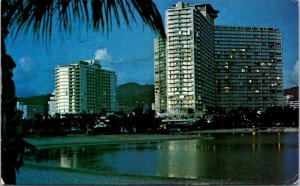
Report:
255,89,260,93
224,86,230,93
224,62,229,69
278,142,281,150
271,83,278,87
248,80,252,83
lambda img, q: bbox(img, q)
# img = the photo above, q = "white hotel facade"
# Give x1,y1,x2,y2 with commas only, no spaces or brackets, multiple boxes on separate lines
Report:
55,60,118,114
154,2,283,116
161,2,218,115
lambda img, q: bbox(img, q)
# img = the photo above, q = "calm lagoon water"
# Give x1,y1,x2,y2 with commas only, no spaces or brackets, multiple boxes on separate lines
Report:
26,133,298,184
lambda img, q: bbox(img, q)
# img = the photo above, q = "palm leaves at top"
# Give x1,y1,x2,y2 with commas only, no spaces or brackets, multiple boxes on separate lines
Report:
2,0,165,40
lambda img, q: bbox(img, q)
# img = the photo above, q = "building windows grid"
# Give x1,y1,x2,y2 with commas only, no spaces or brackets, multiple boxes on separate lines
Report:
55,60,118,114
154,2,283,116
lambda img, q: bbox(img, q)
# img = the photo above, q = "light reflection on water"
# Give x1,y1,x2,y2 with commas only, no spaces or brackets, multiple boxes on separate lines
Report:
27,133,298,184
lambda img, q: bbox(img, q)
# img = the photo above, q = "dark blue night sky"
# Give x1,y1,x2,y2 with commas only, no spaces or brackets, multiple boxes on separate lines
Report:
6,0,298,97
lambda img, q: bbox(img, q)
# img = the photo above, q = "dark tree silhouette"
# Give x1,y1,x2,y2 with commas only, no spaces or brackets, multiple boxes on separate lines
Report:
1,0,165,184
187,108,194,118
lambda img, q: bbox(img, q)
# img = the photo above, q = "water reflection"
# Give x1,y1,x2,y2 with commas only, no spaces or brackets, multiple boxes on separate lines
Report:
158,140,200,179
60,147,78,168
27,133,298,184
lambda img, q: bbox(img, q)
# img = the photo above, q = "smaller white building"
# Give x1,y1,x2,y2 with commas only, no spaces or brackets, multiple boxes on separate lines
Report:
17,102,28,119
16,102,45,119
48,92,57,116
55,60,118,114
285,95,299,109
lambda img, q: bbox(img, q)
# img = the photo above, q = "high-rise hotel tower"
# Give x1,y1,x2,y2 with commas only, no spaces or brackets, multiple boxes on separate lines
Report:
154,35,167,113
215,26,283,109
55,60,118,114
155,2,219,116
154,2,283,116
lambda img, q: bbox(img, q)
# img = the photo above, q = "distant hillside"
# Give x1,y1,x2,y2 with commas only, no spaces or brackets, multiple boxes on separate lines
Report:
16,83,155,114
17,94,51,106
283,87,299,100
17,94,51,114
117,83,154,113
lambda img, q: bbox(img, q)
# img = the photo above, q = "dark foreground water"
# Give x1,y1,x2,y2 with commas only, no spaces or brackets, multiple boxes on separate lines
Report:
26,133,298,184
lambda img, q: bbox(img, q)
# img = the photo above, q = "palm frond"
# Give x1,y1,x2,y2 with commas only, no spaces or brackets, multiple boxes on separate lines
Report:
2,0,166,41
130,0,164,34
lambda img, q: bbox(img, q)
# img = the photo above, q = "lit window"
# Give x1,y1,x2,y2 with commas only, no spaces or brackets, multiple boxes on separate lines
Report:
224,86,229,93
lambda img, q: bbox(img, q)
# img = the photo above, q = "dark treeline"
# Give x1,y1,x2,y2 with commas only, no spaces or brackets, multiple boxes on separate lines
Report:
18,106,298,137
19,108,162,136
192,106,299,130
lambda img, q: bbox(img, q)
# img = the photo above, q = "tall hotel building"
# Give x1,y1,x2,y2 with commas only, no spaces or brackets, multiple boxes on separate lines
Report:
154,2,283,116
215,26,283,109
55,60,118,114
154,35,167,113
157,2,218,115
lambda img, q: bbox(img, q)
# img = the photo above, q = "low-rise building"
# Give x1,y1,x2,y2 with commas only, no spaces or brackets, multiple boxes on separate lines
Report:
283,87,299,109
17,102,46,119
48,93,56,116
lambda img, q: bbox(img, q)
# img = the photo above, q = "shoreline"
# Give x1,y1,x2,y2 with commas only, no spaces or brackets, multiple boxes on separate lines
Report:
20,134,217,185
25,134,206,149
18,130,298,185
18,163,212,185
191,127,299,134
24,127,299,149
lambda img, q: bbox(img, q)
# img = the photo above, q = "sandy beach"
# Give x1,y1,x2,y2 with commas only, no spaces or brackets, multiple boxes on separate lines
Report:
18,134,211,185
17,163,205,185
